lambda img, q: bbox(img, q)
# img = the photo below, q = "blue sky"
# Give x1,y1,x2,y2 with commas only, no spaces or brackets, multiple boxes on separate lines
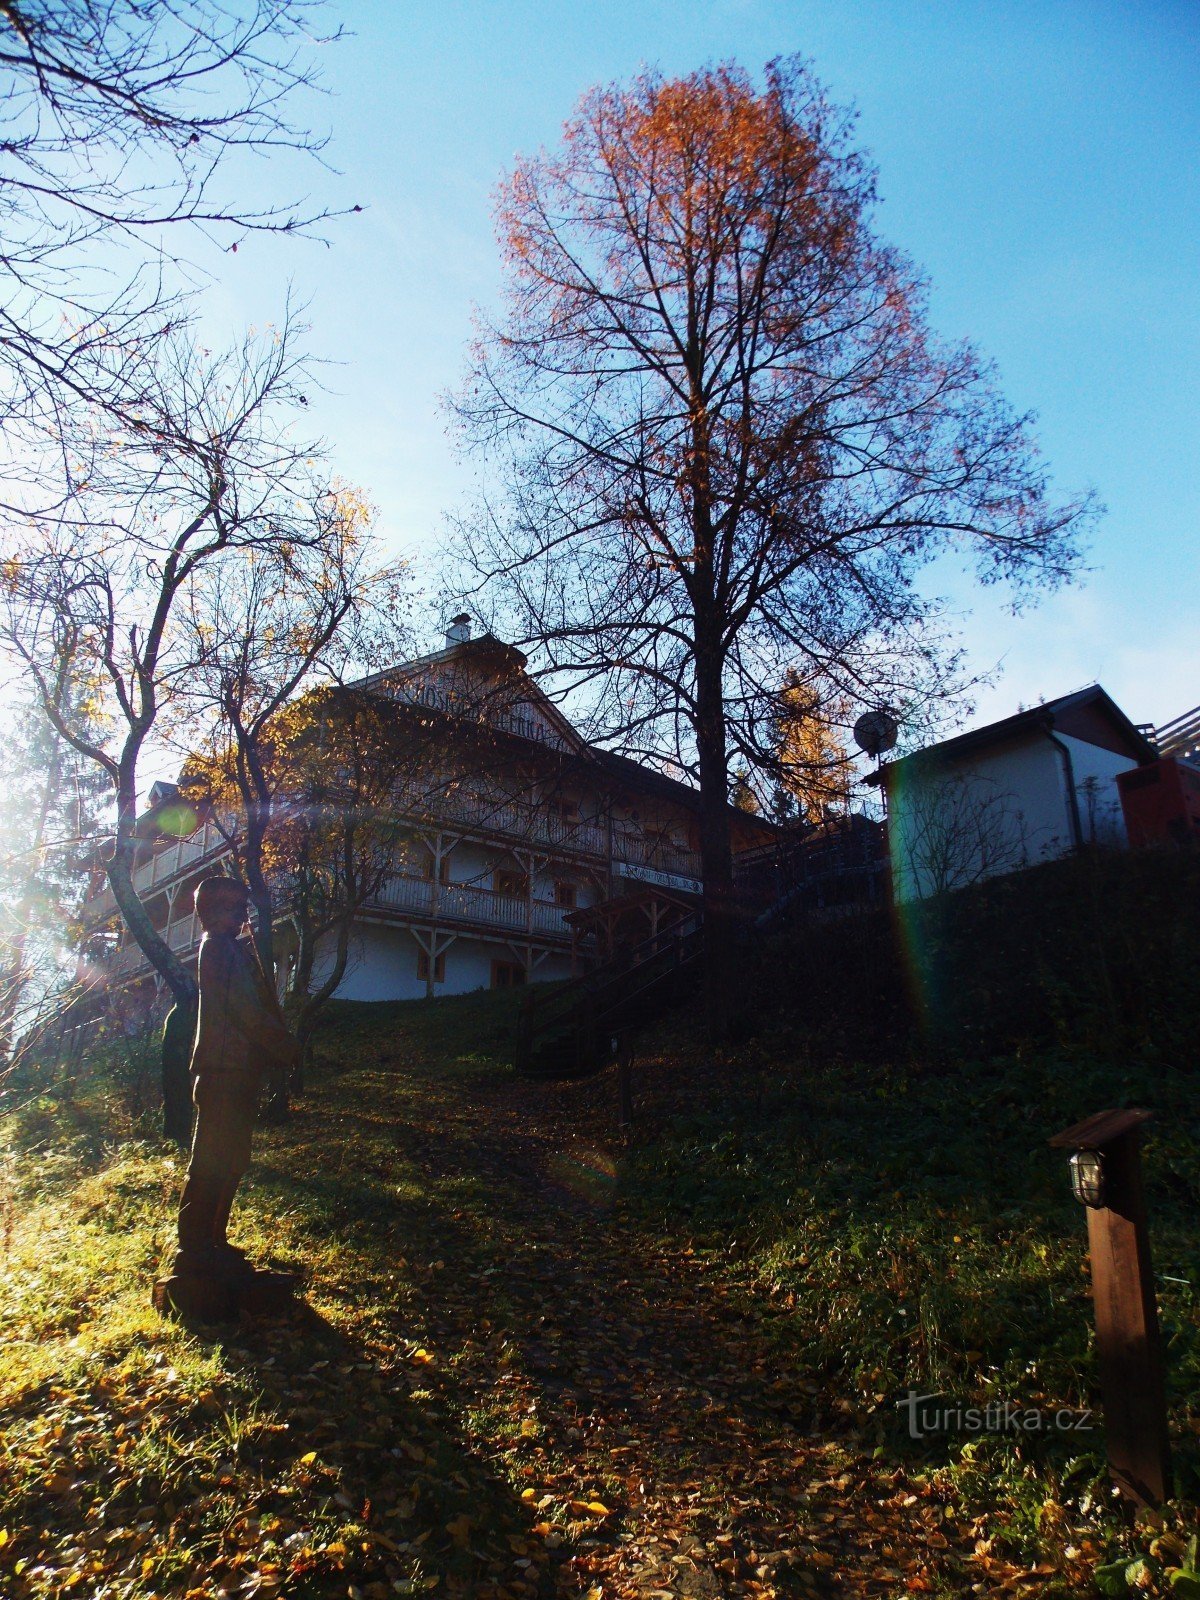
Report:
208,0,1199,734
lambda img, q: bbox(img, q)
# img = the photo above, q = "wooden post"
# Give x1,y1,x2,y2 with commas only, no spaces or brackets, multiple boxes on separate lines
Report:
1049,1108,1171,1507
579,995,596,1075
516,991,534,1072
616,1037,634,1134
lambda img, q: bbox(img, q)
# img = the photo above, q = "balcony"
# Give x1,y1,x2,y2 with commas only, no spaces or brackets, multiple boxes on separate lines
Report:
611,831,702,889
410,789,702,882
367,874,572,940
111,911,201,977
109,874,574,982
104,840,706,984
391,680,571,751
82,787,705,930
399,786,609,858
82,820,231,920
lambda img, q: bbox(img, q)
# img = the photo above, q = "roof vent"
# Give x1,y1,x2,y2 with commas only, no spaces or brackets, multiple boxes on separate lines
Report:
445,613,471,647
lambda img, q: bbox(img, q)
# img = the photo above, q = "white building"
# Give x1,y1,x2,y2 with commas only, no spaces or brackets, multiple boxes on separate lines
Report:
81,618,774,1005
873,684,1155,902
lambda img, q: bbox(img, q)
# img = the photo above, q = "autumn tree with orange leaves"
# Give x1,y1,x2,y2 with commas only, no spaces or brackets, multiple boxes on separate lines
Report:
453,57,1093,1032
179,685,427,1088
173,482,408,991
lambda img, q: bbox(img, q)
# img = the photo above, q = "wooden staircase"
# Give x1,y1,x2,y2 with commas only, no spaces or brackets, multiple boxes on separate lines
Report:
515,913,704,1078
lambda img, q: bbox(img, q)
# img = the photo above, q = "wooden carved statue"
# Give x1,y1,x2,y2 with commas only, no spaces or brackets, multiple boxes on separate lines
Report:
154,876,298,1319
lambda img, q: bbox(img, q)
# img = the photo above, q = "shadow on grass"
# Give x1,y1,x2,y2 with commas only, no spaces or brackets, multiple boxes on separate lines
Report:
198,1300,560,1598
0,1279,561,1598
9,986,1199,1596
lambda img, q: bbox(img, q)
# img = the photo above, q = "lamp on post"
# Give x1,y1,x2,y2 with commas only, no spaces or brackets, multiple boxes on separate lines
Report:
1049,1108,1170,1508
1067,1147,1106,1209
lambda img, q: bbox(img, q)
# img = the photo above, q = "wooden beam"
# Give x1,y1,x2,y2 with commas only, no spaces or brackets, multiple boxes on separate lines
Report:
1051,1111,1171,1507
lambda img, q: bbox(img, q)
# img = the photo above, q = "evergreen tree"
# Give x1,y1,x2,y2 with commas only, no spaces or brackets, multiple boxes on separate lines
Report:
0,687,108,1069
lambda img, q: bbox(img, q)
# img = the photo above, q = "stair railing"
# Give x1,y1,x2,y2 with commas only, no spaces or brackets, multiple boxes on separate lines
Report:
516,910,704,1073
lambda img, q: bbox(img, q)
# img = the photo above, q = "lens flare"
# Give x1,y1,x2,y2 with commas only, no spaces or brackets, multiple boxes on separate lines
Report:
155,802,201,839
884,763,940,1028
545,1146,618,1207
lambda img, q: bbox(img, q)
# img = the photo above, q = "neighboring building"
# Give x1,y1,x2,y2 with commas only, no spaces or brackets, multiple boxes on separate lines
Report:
1116,702,1200,847
79,618,775,1007
1118,757,1200,847
871,684,1157,902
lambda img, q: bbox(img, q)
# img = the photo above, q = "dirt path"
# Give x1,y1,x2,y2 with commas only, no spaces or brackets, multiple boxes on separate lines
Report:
302,1058,978,1600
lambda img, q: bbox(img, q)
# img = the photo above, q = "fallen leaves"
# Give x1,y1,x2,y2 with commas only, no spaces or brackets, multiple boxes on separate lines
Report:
2,1021,1196,1600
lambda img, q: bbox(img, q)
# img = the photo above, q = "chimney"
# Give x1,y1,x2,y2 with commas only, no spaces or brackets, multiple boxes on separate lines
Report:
445,613,471,647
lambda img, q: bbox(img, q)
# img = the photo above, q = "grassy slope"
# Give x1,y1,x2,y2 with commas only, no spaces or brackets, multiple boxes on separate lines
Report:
0,990,1197,1599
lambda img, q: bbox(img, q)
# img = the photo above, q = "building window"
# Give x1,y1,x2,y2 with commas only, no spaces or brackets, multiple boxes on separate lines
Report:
494,868,528,898
556,799,580,824
553,880,577,908
491,960,526,988
416,950,446,983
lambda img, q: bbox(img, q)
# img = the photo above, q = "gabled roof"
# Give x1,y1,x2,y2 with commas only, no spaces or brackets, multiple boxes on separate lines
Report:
354,634,778,835
585,748,777,838
356,634,588,756
870,684,1156,788
590,747,706,811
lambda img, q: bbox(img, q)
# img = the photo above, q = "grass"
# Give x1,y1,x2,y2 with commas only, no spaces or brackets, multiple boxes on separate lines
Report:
0,985,1197,1598
617,1023,1200,1589
627,1042,1200,1415
0,991,535,1600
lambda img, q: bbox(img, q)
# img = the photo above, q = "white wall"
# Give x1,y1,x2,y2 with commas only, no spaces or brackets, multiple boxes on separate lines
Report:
311,924,575,1003
888,729,1142,902
312,923,426,1002
889,734,1069,902
443,840,496,889
441,936,500,995
1057,734,1137,845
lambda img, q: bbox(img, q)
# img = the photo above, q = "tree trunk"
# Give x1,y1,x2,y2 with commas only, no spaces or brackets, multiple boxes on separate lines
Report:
106,835,195,1007
106,771,197,1133
293,916,316,1002
244,799,277,988
693,635,736,1041
294,911,354,1068
160,996,197,1147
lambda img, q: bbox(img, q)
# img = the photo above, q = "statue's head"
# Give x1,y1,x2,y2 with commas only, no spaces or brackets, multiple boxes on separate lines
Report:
194,876,248,934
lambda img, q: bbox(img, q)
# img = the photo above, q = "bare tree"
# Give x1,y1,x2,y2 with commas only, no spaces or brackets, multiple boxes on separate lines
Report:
891,771,1030,900
0,0,345,429
256,688,434,1072
451,58,1093,1031
172,483,408,983
178,677,517,1091
0,314,335,1010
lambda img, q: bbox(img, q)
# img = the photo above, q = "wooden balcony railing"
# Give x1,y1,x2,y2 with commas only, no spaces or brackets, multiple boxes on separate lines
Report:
367,874,571,938
87,790,704,983
394,786,608,857
82,820,231,920
83,795,702,922
112,910,202,977
390,680,571,752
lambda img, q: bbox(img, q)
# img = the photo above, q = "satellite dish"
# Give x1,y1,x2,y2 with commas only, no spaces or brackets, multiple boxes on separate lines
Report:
853,709,899,759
